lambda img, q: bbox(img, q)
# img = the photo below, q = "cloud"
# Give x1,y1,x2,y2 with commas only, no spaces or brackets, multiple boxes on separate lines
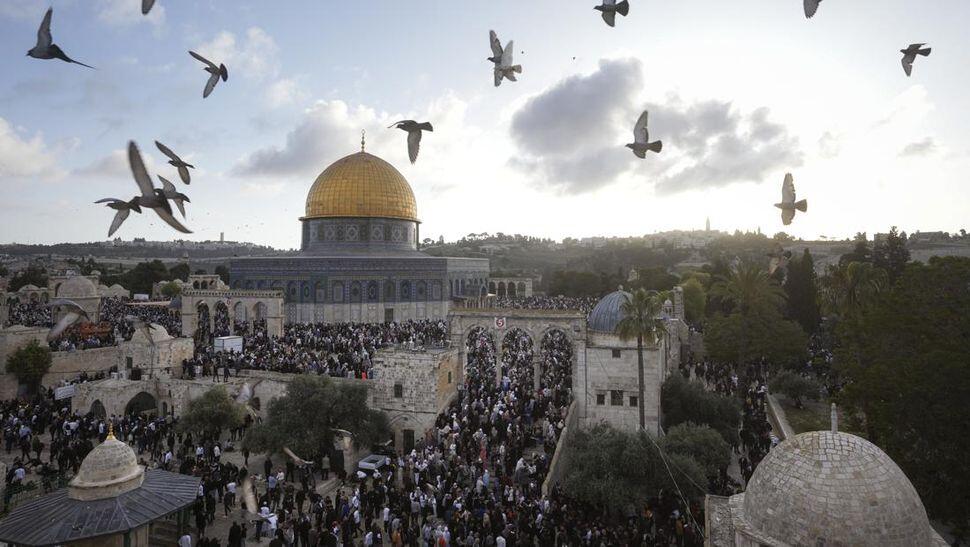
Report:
0,0,47,20
73,147,161,180
232,100,393,178
818,131,841,159
194,27,281,81
508,57,802,195
899,137,936,157
95,0,165,28
0,118,63,179
266,78,306,108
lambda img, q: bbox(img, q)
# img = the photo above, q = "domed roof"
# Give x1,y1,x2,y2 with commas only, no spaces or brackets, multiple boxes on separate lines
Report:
18,284,39,292
57,276,98,299
304,151,418,222
741,430,937,546
68,432,144,501
588,288,631,333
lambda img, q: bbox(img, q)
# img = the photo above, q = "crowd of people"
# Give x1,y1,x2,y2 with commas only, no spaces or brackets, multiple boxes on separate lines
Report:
5,300,51,328
491,296,599,316
184,320,449,381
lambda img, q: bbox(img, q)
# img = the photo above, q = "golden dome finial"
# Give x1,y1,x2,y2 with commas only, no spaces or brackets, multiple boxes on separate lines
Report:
106,422,116,441
361,130,366,152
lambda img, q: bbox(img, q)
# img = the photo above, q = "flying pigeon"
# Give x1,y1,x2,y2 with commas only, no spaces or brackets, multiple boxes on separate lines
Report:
767,248,793,275
626,110,663,158
46,299,90,341
774,173,808,225
487,30,504,67
803,0,822,18
189,50,228,98
128,141,193,234
389,120,434,164
158,176,190,218
594,0,630,27
900,43,931,77
95,197,142,237
283,447,312,467
489,32,522,87
124,314,157,345
27,8,95,69
155,141,194,184
142,0,156,15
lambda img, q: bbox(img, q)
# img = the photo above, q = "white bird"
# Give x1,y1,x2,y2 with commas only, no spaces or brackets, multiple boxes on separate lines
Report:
626,110,663,158
189,51,228,98
388,120,434,164
767,249,793,275
26,8,95,69
774,173,808,226
125,314,157,346
158,176,190,218
155,141,194,184
128,141,193,234
142,0,156,15
94,197,142,237
594,0,630,27
900,43,931,77
46,299,90,341
488,32,522,87
803,0,822,18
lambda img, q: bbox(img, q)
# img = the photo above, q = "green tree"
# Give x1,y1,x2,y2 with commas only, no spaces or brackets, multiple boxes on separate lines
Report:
616,289,668,431
8,266,48,292
661,374,741,445
214,265,230,285
784,249,821,333
769,370,820,408
839,232,872,265
678,277,706,324
244,375,390,459
834,257,970,536
169,262,191,282
820,261,888,320
5,340,52,394
871,226,910,285
562,423,707,514
631,267,680,292
159,281,182,299
122,260,170,294
0,265,8,277
661,423,731,478
176,386,244,439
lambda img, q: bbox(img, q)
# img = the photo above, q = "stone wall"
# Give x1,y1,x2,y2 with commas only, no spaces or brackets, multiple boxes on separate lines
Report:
581,332,664,436
541,400,578,496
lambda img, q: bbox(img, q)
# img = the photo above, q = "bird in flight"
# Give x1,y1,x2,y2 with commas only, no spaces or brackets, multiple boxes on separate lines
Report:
389,120,434,164
46,299,90,342
767,248,793,275
189,51,228,98
774,173,808,225
158,176,191,218
594,0,630,27
125,314,157,346
900,43,931,77
626,110,663,158
489,31,522,87
142,0,156,15
128,141,193,233
27,8,95,69
95,197,142,237
803,0,822,18
155,141,195,184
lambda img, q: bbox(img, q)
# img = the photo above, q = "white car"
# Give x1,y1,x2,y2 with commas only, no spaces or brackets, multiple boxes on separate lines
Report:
357,454,389,472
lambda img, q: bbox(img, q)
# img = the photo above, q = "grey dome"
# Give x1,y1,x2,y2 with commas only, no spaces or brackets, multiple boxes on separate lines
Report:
587,288,631,333
741,430,938,546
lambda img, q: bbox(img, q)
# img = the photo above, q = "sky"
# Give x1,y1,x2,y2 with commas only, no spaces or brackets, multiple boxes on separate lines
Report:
1,0,969,249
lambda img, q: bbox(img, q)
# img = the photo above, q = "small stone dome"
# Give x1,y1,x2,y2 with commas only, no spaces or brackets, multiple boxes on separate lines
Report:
68,433,144,501
57,276,98,299
741,430,937,546
587,287,631,333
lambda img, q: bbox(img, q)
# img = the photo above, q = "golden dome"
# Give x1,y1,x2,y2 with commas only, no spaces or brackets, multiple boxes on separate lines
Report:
304,151,418,222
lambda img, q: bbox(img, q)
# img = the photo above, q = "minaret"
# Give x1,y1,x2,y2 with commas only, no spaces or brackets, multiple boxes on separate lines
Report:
831,403,838,433
705,217,711,232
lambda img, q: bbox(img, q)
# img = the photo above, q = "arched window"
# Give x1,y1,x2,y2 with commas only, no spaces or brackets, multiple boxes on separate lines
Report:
416,280,427,301
367,281,379,301
350,281,362,303
400,281,411,301
384,281,396,302
332,282,344,303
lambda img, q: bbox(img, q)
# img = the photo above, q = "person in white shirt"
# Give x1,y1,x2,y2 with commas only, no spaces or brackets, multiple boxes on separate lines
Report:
178,533,192,547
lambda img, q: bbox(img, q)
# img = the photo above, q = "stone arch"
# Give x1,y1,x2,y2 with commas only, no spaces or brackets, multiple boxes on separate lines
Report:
539,327,574,391
489,281,496,294
508,282,518,298
89,399,106,418
253,301,268,322
497,281,506,297
384,280,396,302
125,391,157,415
233,301,248,323
195,301,211,344
193,281,200,289
214,300,230,336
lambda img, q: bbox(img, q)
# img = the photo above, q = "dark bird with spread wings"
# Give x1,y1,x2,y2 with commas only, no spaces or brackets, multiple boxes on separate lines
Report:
594,0,630,27
46,299,90,342
158,176,190,218
488,31,522,87
142,0,156,15
27,8,95,69
128,141,193,234
900,43,931,77
804,0,822,18
389,120,434,164
155,141,195,184
767,248,793,275
774,173,808,226
189,51,228,98
626,110,663,158
95,197,142,237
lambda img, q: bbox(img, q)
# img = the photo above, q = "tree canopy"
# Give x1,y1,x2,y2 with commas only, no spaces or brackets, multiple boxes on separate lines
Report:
661,374,741,445
176,386,244,439
678,277,706,325
244,375,390,459
783,249,821,333
5,340,52,394
661,423,731,479
871,226,910,285
8,266,48,292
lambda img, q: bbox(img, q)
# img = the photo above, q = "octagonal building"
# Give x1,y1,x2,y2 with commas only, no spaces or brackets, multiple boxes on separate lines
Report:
230,147,489,323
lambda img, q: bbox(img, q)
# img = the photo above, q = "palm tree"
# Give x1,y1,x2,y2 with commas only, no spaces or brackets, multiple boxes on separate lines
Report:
616,289,669,431
710,261,784,316
820,261,889,319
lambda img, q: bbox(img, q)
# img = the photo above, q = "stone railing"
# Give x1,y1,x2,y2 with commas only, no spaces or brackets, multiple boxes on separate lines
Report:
541,399,579,496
